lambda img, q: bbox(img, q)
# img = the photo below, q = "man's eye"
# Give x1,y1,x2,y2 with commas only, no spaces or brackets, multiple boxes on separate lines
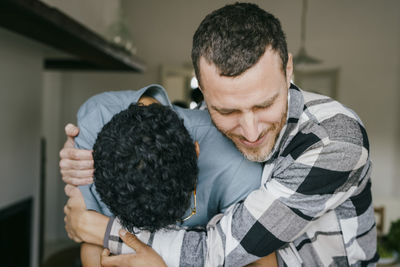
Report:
219,110,236,115
254,104,271,111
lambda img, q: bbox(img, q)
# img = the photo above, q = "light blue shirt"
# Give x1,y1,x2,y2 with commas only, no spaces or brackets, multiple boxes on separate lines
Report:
76,84,262,227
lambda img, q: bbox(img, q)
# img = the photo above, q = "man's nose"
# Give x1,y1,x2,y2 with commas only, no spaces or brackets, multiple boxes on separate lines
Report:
239,112,261,142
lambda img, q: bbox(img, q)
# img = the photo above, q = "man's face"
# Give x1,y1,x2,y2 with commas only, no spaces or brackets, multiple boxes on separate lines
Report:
199,47,293,162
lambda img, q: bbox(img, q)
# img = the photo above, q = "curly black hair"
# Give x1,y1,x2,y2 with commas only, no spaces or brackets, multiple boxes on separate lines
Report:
192,2,288,84
93,103,198,232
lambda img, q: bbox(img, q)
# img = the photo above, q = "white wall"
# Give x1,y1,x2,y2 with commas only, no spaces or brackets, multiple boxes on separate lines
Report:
41,72,64,242
0,28,44,267
0,0,134,264
292,1,400,227
302,1,400,198
39,0,128,250
41,0,119,38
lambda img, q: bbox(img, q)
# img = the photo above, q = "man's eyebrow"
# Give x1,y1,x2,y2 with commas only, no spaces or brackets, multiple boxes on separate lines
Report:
211,92,279,113
211,106,239,113
254,93,279,108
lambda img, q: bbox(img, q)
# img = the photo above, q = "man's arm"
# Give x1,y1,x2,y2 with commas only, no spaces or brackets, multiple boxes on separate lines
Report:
64,184,108,246
245,253,277,267
100,230,277,267
61,125,276,266
62,121,370,266
103,128,371,266
101,230,167,267
81,243,103,267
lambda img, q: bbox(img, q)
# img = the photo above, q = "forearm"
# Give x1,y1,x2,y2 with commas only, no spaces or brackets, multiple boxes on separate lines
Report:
245,252,277,267
105,217,205,266
81,243,103,267
105,190,300,266
103,142,364,265
80,211,110,246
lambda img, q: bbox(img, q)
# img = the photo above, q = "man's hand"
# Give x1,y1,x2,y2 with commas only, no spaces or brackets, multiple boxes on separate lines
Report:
64,184,87,242
63,184,109,245
59,123,94,186
100,229,167,267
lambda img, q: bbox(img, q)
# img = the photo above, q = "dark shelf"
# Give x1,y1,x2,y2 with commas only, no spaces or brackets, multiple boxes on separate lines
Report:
0,0,145,71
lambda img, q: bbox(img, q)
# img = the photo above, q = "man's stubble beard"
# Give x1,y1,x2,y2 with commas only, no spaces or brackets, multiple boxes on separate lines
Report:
210,108,287,163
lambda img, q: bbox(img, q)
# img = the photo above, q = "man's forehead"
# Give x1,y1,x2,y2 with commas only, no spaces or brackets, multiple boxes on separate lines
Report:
210,91,280,111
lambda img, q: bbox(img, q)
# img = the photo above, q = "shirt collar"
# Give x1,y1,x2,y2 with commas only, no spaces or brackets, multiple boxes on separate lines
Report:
262,83,303,162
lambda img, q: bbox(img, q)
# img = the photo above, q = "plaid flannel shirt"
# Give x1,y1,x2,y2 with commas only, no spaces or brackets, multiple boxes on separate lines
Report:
105,84,378,266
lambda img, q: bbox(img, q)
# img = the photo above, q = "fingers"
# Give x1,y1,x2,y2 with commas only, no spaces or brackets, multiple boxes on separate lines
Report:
63,204,69,215
65,224,82,243
64,184,81,197
119,229,146,253
61,168,94,186
64,196,78,211
64,184,75,196
65,196,74,209
63,177,94,186
102,248,110,257
59,127,94,186
65,123,80,137
101,248,127,267
63,207,82,243
59,158,94,170
61,169,94,178
60,147,93,161
60,157,94,186
63,124,79,148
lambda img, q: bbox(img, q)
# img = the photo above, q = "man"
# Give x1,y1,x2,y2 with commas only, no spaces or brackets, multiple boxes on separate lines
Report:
61,3,377,266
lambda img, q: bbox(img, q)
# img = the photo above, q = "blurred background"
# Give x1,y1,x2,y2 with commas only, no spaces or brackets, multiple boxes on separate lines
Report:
0,0,399,266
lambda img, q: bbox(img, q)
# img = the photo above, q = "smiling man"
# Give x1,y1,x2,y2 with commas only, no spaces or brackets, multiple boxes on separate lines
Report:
200,48,288,163
61,3,377,266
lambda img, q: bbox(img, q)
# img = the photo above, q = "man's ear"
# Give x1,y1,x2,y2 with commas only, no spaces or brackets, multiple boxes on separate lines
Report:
194,141,200,158
138,96,159,106
286,53,294,85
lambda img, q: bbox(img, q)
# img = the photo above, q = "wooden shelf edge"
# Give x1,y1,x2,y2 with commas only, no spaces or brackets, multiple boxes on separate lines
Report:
0,0,145,72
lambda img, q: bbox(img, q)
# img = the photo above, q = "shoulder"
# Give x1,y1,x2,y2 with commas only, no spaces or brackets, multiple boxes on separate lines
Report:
275,91,370,193
75,86,161,149
78,84,170,122
77,90,139,119
173,107,212,127
173,107,214,141
298,90,368,149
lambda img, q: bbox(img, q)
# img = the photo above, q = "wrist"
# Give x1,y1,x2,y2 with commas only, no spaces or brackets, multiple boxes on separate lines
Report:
80,210,109,246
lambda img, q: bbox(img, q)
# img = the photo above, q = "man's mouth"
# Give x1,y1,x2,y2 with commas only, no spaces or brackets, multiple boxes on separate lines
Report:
237,132,268,148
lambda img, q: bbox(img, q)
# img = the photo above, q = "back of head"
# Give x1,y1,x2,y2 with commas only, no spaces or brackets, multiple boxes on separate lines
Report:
93,103,198,232
192,2,288,83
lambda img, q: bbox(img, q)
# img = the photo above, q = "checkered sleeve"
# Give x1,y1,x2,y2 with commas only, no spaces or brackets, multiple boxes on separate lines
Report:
106,112,370,266
225,125,369,263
